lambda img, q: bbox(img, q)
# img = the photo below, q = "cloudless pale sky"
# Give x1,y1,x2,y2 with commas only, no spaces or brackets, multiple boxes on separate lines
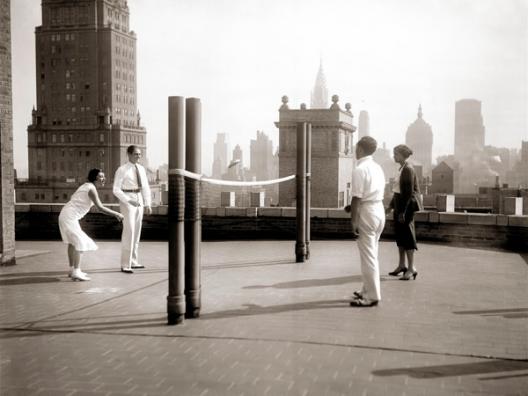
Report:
11,0,528,176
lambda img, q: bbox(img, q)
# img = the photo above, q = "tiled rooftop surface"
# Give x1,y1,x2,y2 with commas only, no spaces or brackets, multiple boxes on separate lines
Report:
1,240,527,395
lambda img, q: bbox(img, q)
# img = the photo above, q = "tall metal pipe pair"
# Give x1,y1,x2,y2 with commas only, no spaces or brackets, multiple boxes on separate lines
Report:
167,96,201,325
296,122,312,263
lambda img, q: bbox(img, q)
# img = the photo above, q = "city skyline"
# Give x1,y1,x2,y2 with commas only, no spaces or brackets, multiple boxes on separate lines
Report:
11,0,528,177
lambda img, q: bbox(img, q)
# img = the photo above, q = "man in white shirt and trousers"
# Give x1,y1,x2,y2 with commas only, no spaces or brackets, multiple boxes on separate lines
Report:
348,136,386,307
113,145,152,273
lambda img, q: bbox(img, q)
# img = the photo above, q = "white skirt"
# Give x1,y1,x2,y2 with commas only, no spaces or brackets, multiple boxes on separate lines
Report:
58,213,98,252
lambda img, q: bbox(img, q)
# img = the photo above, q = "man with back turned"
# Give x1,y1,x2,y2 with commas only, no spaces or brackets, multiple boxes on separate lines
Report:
348,136,386,307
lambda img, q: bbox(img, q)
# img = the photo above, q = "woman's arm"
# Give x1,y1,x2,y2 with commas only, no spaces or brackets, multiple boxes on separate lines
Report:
88,187,124,221
401,166,417,218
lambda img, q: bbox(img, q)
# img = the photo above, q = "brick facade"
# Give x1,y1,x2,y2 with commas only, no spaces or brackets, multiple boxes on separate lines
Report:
276,97,355,208
0,0,16,266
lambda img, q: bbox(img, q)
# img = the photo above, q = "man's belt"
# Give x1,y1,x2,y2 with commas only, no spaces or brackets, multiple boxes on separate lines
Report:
122,188,141,193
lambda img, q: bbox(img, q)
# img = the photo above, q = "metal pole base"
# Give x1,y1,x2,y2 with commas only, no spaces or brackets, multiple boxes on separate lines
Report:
167,296,185,325
295,242,306,263
185,290,201,318
305,242,310,260
167,313,185,325
185,308,200,319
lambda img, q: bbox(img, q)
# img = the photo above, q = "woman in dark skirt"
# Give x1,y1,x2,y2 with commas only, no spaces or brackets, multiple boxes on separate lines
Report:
388,144,423,280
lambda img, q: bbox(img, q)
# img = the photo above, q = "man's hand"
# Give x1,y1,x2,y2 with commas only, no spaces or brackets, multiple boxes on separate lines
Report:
145,206,152,215
128,199,140,207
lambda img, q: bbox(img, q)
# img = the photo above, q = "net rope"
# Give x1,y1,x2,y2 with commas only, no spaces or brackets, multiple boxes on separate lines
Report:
168,168,297,187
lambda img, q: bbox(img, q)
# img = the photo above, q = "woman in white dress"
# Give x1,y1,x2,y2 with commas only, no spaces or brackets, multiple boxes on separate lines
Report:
59,169,124,281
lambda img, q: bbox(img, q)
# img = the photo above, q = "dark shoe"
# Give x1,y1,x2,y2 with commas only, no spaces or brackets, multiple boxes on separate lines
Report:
400,270,418,281
131,265,145,269
349,298,379,307
388,267,407,276
121,268,134,274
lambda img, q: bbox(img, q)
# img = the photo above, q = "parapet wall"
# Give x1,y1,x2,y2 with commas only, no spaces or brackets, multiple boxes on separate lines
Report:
15,205,528,252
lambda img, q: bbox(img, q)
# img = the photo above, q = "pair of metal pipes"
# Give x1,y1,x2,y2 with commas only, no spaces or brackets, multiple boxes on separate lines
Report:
295,122,312,263
167,96,201,325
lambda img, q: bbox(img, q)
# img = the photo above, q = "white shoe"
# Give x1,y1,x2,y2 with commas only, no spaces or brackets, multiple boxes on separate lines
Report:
68,268,87,278
71,269,91,281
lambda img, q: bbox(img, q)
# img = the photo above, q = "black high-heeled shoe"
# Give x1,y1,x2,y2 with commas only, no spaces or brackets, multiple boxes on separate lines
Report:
388,267,407,276
400,270,418,281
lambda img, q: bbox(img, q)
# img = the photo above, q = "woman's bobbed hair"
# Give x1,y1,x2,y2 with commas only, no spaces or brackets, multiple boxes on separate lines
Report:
87,168,102,183
393,144,413,159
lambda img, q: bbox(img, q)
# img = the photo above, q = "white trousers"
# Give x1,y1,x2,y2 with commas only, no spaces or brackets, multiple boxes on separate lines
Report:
357,201,385,302
120,199,144,269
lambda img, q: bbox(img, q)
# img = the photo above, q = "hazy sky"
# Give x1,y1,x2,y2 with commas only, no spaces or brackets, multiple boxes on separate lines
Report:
11,0,528,176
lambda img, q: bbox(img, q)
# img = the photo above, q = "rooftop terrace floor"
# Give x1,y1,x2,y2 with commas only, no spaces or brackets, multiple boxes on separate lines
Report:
1,240,527,395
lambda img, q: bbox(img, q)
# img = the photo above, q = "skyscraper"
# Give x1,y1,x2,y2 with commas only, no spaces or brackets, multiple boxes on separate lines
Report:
405,105,433,176
19,0,146,203
454,99,485,161
212,133,228,178
310,60,328,109
358,110,370,139
250,130,274,181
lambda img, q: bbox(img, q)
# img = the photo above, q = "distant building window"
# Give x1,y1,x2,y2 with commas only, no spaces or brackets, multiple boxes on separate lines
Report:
86,151,90,157
35,193,39,200
52,134,56,143
99,134,104,143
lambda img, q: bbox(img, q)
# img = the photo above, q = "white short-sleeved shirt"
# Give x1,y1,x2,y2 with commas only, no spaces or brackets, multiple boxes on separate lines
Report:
351,155,386,202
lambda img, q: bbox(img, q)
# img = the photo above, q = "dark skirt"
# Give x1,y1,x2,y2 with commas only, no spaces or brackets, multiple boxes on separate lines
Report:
392,194,418,250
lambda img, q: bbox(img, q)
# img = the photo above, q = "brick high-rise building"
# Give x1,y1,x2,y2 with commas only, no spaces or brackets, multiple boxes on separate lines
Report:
17,0,147,203
1,0,16,265
276,95,355,208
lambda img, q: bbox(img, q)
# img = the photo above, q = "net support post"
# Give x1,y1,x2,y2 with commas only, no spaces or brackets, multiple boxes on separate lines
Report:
296,122,307,263
167,96,186,325
185,97,202,318
305,123,312,260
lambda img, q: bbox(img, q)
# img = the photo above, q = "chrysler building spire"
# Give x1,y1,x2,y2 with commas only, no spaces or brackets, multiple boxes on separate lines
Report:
310,59,329,109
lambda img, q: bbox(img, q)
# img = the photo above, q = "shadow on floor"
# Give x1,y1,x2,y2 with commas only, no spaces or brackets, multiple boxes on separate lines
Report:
0,271,66,278
0,277,62,286
372,360,528,378
452,308,528,319
0,317,168,338
201,299,350,320
244,275,364,289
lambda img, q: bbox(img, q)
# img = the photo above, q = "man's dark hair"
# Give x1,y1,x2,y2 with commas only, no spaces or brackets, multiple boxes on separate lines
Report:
357,136,377,156
127,145,139,154
87,168,101,183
